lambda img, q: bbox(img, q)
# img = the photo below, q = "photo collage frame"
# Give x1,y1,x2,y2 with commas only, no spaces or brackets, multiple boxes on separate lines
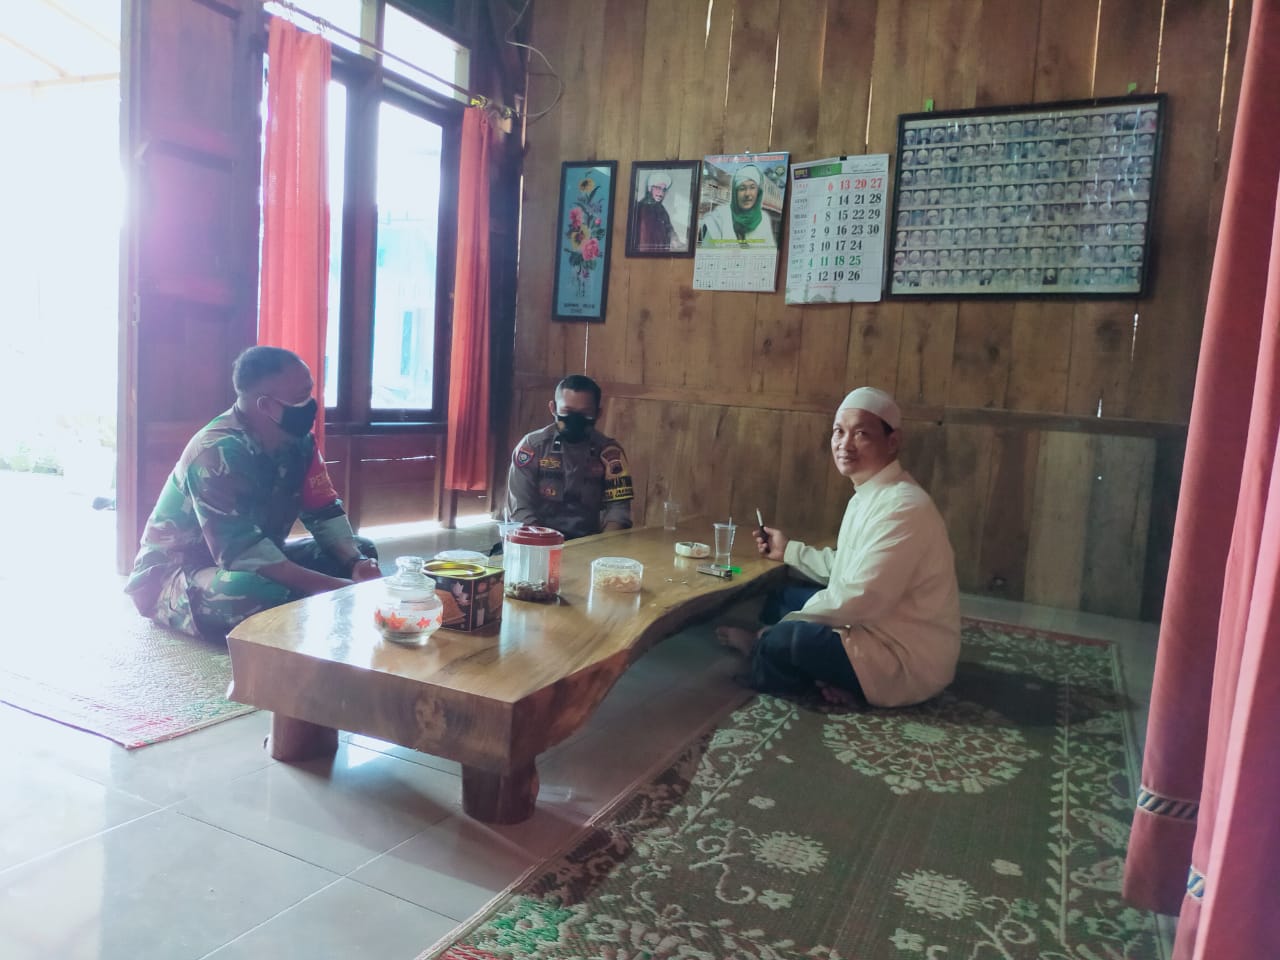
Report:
888,95,1165,298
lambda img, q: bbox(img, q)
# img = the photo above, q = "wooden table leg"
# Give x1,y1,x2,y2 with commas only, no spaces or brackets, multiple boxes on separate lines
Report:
461,762,539,823
267,713,339,762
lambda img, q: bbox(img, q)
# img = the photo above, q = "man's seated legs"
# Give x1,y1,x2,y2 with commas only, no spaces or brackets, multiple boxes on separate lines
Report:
283,535,379,578
760,580,822,625
155,536,380,640
185,567,293,639
720,619,866,706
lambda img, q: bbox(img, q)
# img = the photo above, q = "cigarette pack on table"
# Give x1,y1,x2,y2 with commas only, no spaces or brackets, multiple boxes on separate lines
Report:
424,560,504,632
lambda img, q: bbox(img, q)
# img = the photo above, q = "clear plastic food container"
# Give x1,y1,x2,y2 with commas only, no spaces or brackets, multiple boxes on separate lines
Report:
504,525,565,602
591,556,644,593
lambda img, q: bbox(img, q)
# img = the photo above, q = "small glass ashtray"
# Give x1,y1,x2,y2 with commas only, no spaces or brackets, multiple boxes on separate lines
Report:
591,556,644,593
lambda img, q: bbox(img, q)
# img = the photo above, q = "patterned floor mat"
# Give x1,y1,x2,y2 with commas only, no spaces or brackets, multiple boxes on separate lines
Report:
421,618,1159,960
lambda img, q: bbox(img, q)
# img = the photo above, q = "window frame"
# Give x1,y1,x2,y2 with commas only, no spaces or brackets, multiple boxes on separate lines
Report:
317,6,465,433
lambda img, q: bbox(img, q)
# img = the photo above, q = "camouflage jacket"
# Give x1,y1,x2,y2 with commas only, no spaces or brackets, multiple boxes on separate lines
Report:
124,407,356,615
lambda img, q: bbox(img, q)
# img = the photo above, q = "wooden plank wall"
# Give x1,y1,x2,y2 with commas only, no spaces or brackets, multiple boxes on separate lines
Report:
505,0,1248,620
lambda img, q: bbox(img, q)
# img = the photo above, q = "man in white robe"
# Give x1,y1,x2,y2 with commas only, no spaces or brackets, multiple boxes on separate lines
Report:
718,387,961,708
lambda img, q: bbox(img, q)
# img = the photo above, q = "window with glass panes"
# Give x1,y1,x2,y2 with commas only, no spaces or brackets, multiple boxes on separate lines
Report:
264,0,470,422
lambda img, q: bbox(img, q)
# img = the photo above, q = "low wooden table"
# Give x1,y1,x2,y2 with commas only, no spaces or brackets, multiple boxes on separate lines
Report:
226,522,788,823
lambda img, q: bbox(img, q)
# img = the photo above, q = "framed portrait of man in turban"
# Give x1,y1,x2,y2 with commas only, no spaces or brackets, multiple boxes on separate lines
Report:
624,160,699,258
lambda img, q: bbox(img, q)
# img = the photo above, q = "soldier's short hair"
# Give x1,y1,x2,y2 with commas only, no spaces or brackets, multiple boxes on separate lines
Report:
233,346,305,395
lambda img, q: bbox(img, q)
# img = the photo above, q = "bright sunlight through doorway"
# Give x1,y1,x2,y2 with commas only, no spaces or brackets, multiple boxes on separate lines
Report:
0,1,122,578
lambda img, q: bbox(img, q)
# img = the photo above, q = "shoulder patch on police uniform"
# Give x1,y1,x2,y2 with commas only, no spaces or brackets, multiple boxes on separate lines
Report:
601,444,628,476
601,443,634,502
514,445,536,469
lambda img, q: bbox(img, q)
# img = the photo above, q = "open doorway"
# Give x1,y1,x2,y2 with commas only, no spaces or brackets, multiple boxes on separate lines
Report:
0,1,122,579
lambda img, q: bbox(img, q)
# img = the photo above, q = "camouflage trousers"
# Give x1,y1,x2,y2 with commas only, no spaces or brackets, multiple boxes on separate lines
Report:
153,537,378,641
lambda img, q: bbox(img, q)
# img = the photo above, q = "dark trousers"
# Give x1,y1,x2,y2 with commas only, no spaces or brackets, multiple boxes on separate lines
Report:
748,619,866,702
749,578,865,702
761,580,823,624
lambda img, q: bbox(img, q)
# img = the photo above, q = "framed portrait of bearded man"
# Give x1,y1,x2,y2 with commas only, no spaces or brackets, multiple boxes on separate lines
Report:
625,160,699,258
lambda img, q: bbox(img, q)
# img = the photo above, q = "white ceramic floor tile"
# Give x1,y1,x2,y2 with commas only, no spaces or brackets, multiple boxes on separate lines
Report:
204,878,458,960
960,594,1050,625
963,593,1159,647
626,628,728,686
176,741,461,874
347,734,463,776
1,701,275,807
536,671,664,756
350,805,585,922
70,713,272,809
539,710,708,819
0,809,336,960
0,761,157,872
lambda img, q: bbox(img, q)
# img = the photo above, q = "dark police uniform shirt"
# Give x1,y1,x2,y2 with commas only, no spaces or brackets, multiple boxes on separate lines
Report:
505,424,633,539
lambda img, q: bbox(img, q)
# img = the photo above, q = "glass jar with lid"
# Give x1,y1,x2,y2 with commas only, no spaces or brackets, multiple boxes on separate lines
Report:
374,556,444,645
503,525,565,602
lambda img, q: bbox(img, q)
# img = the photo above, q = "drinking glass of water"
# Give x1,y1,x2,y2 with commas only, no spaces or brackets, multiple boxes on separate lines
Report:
713,522,736,566
663,500,681,531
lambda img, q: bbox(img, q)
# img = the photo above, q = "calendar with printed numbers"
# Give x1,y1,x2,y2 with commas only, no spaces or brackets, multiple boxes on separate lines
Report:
785,155,890,304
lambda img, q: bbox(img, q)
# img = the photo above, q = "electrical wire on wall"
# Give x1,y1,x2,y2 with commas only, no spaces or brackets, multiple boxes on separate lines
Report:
502,0,562,123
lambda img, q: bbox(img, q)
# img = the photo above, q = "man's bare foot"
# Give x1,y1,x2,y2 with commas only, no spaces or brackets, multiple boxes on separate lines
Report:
715,624,758,658
817,681,860,707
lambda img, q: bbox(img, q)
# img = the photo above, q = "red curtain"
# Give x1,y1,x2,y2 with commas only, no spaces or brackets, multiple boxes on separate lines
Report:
259,18,331,449
1123,5,1280,957
445,107,493,490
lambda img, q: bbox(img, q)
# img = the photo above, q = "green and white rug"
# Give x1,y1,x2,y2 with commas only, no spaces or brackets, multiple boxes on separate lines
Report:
423,619,1159,960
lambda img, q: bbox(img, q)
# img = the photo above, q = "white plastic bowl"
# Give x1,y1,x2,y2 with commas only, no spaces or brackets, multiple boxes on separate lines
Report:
591,556,644,593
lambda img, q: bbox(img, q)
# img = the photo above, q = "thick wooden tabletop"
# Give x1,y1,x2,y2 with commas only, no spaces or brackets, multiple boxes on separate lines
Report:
226,519,790,774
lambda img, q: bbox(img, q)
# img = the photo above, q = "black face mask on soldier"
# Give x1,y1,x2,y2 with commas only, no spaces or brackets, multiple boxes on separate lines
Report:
555,411,595,443
267,396,318,437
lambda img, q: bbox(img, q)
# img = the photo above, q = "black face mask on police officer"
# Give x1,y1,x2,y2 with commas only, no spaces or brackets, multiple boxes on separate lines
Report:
555,411,595,443
267,396,318,437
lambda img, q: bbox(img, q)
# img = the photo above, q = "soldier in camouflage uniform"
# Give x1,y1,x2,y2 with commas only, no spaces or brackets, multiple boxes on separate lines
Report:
505,374,633,539
125,346,382,640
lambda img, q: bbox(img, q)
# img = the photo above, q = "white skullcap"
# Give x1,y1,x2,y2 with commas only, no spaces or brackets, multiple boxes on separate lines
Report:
838,387,902,430
646,170,673,189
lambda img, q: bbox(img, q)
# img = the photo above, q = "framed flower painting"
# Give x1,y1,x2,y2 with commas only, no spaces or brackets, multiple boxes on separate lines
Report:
552,161,618,322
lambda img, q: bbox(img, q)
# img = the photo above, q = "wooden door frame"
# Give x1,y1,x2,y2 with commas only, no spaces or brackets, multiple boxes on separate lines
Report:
116,0,265,573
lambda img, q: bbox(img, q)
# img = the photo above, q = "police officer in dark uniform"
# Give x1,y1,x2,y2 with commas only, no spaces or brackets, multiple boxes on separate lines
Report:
505,374,633,539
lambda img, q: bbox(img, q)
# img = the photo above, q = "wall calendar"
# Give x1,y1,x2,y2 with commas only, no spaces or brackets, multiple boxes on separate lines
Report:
785,154,890,304
693,152,790,292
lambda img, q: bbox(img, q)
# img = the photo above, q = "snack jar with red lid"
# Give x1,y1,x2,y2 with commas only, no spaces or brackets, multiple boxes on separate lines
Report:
503,525,565,602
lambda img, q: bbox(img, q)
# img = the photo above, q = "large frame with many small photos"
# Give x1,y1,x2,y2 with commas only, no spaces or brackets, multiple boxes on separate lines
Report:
887,94,1165,299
